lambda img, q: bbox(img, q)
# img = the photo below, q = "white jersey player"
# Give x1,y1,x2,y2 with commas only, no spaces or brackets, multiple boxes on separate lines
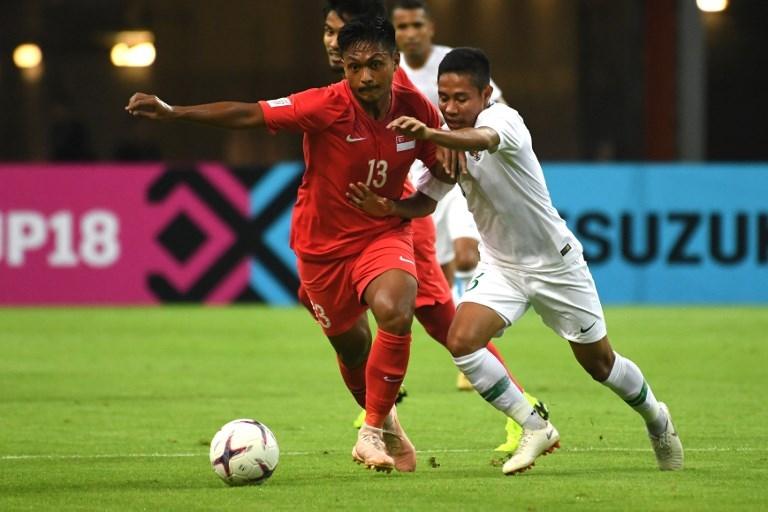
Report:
348,47,683,476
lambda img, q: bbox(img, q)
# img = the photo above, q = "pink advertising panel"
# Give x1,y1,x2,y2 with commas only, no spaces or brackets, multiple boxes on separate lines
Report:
0,164,254,304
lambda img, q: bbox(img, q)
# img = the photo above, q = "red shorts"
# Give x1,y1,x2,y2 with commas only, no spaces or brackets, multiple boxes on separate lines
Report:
297,226,418,336
411,216,453,308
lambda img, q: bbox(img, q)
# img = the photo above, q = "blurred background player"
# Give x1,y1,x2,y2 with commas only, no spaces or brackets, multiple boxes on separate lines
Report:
353,46,684,475
323,0,547,453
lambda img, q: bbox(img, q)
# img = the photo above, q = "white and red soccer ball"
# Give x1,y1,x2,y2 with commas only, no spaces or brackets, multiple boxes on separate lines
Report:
209,419,279,486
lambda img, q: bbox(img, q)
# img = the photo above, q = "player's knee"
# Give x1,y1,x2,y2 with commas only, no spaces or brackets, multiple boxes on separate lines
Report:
372,301,414,335
445,329,477,357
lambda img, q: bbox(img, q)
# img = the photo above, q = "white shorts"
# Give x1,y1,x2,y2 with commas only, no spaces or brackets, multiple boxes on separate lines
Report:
432,186,480,265
458,251,607,344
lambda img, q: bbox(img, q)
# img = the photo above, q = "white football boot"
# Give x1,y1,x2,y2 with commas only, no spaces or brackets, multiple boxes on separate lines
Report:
649,402,684,470
502,421,560,475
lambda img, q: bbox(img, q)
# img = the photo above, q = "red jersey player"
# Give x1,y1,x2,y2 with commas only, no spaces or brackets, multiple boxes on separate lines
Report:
127,17,449,473
321,0,548,452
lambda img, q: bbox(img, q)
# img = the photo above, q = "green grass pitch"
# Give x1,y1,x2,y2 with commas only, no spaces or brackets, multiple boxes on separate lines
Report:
1,306,766,511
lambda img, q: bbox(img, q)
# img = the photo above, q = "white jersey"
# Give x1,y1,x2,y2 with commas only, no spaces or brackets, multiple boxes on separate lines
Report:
402,44,492,262
399,45,503,107
416,103,606,342
416,102,579,272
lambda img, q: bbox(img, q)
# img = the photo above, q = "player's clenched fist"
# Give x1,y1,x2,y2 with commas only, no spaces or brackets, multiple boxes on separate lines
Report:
125,93,174,119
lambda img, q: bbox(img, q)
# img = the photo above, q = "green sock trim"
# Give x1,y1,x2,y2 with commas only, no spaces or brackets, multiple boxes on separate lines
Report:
481,377,511,403
626,381,648,407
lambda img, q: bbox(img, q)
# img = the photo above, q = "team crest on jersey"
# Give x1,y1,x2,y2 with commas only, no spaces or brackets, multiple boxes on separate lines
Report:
266,97,291,108
395,135,416,152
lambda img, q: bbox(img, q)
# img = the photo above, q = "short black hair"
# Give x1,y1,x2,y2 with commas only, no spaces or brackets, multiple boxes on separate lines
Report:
438,47,491,91
324,0,387,21
390,0,431,17
338,16,397,56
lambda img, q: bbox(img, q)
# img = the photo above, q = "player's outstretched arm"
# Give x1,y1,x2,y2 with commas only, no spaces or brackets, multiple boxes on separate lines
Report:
387,115,499,152
125,92,265,129
346,182,436,219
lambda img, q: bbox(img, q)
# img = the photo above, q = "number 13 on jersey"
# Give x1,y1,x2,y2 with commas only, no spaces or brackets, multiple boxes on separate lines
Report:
366,159,388,188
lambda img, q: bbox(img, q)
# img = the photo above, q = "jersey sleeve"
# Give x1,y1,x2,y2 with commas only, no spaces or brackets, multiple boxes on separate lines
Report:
477,105,527,154
259,85,347,134
411,161,454,202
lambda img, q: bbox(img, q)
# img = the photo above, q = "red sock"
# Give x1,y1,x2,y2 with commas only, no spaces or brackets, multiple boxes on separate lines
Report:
414,300,454,347
365,329,411,428
337,356,366,409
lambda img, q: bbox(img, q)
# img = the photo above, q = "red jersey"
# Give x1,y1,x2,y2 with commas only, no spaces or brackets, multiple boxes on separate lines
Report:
394,67,419,198
260,79,441,260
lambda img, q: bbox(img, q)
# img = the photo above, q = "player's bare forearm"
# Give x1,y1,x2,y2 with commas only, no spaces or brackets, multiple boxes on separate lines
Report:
347,183,436,219
125,93,264,129
424,126,499,152
171,102,265,129
387,116,499,151
391,191,437,218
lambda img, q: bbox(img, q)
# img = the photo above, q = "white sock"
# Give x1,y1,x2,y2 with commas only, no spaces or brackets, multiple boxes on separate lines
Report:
602,352,667,435
453,348,545,429
453,268,475,299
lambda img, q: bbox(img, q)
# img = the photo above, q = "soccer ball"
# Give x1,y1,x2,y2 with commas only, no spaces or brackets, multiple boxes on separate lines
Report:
209,418,280,486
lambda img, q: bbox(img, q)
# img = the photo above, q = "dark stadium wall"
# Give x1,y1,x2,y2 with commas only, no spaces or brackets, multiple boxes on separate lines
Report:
0,1,765,160
0,0,579,162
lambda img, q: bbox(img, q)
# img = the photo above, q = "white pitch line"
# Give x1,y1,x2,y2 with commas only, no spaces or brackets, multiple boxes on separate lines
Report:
0,453,203,461
0,446,763,462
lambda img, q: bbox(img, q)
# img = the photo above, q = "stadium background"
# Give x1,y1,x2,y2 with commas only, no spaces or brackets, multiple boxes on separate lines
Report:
1,0,766,305
2,2,768,510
